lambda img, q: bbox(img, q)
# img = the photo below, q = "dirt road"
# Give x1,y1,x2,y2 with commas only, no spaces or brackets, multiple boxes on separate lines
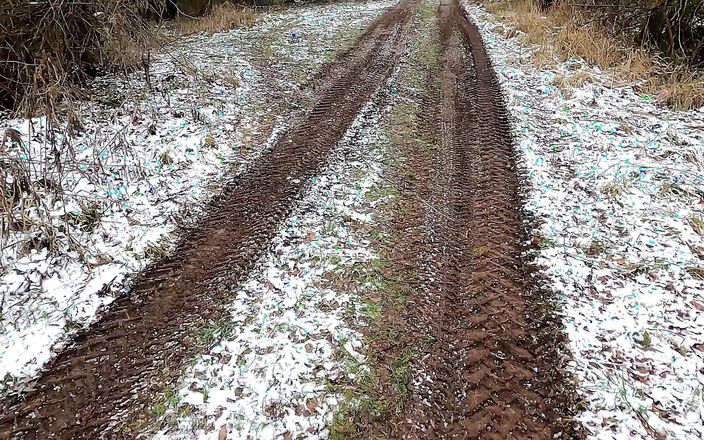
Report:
0,0,581,438
0,2,416,438
382,1,581,438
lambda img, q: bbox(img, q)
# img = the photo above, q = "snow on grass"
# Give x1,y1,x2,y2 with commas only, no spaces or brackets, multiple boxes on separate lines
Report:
465,3,704,439
0,0,392,396
150,83,392,440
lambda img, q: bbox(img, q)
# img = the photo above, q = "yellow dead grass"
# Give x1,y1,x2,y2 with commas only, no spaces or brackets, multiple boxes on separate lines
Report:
175,3,257,35
484,0,704,110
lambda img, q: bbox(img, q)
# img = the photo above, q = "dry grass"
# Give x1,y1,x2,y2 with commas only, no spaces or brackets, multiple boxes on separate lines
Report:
483,0,704,110
555,70,592,88
646,72,704,111
0,0,156,117
175,3,257,35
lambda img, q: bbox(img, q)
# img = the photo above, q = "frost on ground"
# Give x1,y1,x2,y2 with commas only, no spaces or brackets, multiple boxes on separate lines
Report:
0,0,392,395
464,3,704,439
151,87,392,440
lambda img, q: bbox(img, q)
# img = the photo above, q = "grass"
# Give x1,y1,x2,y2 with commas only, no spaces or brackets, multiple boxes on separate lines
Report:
554,71,593,97
329,8,444,432
483,0,704,110
620,259,668,278
197,318,234,347
175,3,257,35
689,215,704,236
329,148,418,439
385,103,416,150
144,243,169,260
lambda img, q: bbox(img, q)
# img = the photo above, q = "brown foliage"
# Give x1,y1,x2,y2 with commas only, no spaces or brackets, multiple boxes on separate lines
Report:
571,0,704,67
175,2,258,35
486,0,704,110
0,0,155,117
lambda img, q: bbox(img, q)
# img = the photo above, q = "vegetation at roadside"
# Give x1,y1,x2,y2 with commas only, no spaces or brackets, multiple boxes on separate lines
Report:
484,0,704,110
0,0,262,118
174,3,258,35
0,0,158,116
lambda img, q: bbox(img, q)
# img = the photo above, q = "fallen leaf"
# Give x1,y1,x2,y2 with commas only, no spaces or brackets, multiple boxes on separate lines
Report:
306,399,319,412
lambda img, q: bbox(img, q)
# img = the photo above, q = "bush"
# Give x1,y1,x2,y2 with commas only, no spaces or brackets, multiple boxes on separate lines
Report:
487,0,704,109
553,0,704,67
0,0,155,116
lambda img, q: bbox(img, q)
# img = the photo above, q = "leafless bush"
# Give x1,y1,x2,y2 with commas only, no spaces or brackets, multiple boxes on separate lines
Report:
0,0,157,118
489,0,704,109
0,108,150,267
551,0,704,68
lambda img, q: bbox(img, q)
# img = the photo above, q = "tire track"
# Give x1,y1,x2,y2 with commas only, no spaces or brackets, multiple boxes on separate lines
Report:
0,2,417,438
389,0,582,438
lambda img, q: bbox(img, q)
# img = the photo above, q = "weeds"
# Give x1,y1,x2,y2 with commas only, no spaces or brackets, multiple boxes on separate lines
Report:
585,239,609,257
689,215,704,236
202,134,216,148
483,0,704,110
144,243,169,261
658,182,695,198
175,3,257,35
686,267,704,280
601,177,633,198
637,330,652,349
159,151,175,166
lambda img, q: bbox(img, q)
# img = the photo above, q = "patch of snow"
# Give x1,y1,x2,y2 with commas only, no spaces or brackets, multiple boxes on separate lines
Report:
151,78,393,440
465,3,704,439
0,0,392,395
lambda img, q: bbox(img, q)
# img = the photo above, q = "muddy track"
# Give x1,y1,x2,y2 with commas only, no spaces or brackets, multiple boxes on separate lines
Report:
0,2,417,438
387,1,581,438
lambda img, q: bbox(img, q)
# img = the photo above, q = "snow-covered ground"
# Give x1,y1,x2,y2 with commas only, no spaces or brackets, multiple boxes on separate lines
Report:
0,0,392,396
150,76,394,440
464,3,704,439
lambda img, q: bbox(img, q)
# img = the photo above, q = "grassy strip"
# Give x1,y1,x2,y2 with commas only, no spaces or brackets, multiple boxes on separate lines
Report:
328,1,440,437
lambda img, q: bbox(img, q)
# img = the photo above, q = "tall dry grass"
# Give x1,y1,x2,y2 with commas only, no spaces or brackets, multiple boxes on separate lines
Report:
484,0,704,110
0,0,158,118
175,3,258,35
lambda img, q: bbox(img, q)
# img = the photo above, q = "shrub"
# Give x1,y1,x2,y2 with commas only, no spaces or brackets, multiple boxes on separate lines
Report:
549,0,704,68
0,0,155,116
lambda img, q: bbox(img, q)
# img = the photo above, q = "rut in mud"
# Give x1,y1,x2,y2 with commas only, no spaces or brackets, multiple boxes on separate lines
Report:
363,1,582,438
0,1,584,438
0,2,416,438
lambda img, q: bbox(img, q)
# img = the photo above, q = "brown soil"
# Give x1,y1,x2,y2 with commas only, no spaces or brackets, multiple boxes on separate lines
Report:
0,2,417,438
358,1,583,438
0,1,585,438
